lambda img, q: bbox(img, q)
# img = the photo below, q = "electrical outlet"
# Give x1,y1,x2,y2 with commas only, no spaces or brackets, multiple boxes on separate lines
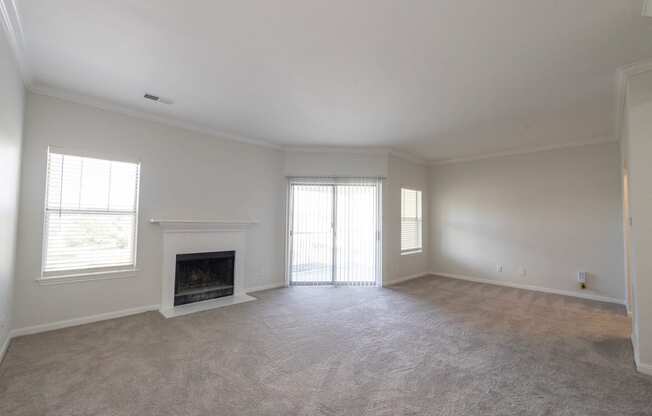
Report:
496,264,503,272
577,272,588,284
518,266,527,277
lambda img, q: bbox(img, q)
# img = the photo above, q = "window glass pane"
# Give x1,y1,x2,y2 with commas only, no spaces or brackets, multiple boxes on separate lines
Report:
48,154,84,210
109,161,138,211
43,150,140,275
44,212,136,272
401,188,422,252
79,157,111,210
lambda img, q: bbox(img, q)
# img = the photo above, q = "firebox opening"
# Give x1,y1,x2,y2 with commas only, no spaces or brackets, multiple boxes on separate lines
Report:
174,251,235,306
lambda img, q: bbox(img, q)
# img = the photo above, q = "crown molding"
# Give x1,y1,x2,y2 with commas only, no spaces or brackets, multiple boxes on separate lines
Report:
283,145,391,155
429,137,616,166
0,0,32,85
388,149,428,165
430,60,652,168
283,146,428,165
28,84,283,150
26,83,425,164
615,59,652,143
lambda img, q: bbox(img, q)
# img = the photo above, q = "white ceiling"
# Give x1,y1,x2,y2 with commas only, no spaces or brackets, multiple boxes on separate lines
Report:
9,0,652,161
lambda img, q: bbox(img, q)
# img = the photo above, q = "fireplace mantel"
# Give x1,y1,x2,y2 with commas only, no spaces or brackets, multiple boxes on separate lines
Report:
153,218,257,318
149,218,258,231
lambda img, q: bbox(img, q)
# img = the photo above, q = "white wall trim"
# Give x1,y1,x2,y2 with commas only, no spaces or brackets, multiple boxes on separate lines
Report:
632,332,640,367
149,218,258,227
246,282,286,293
35,269,139,286
634,331,652,376
429,137,615,166
283,146,427,166
383,272,431,287
388,149,428,165
10,304,160,338
615,59,652,142
27,84,282,151
27,84,432,165
637,362,652,377
284,146,391,155
0,0,31,85
432,272,625,305
24,82,618,167
0,334,10,365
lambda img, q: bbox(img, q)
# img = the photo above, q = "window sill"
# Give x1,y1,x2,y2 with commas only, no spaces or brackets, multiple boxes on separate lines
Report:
401,249,423,256
36,269,139,285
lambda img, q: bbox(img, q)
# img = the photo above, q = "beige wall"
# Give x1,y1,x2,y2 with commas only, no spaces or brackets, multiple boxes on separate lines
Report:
10,87,626,339
12,92,431,331
0,28,24,354
382,155,429,284
13,92,286,330
624,70,652,370
429,142,625,301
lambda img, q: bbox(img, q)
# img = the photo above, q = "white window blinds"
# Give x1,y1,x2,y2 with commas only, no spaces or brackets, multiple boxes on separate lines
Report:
401,188,422,253
43,150,140,277
289,177,382,286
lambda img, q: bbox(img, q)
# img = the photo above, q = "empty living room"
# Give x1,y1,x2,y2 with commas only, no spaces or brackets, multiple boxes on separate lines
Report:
3,1,652,415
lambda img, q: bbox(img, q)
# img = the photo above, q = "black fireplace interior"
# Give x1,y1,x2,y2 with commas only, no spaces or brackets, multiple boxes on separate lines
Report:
174,251,235,306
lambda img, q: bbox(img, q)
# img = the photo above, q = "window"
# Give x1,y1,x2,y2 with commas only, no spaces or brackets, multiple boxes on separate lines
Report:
42,148,140,279
401,188,422,254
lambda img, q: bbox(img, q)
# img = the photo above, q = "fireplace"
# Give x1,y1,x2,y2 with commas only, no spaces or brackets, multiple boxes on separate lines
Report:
174,251,235,306
155,219,256,318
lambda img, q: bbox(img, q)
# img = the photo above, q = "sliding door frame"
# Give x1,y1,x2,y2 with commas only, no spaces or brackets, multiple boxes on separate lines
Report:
285,177,383,287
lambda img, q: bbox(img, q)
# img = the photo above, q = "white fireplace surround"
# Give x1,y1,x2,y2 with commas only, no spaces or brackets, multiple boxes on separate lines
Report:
150,219,258,318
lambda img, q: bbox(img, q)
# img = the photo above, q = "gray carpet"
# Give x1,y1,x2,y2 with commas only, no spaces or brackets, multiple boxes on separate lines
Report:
1,275,651,415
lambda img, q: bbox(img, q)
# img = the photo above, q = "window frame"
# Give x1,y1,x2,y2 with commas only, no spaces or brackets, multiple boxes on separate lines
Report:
400,187,423,255
38,147,141,283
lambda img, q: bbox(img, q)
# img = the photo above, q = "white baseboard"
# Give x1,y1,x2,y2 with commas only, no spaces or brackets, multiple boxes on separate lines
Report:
632,331,641,368
0,333,11,365
383,272,431,287
630,331,651,377
8,283,285,338
246,282,286,293
10,304,160,338
637,362,652,377
432,272,625,305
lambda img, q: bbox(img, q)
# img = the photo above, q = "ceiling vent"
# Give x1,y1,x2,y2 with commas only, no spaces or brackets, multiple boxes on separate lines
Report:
144,93,173,104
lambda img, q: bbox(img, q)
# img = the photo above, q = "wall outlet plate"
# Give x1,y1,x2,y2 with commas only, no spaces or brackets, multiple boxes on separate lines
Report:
578,271,588,284
496,264,503,272
518,266,527,277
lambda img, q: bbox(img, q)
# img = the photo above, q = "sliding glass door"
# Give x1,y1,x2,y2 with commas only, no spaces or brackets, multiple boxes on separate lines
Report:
289,184,334,284
288,178,382,286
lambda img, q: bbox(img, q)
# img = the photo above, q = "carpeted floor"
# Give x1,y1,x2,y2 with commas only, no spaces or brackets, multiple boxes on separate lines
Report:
1,275,651,415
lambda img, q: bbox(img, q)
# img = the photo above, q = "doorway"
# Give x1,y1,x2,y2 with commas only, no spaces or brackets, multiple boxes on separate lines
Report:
287,178,382,286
